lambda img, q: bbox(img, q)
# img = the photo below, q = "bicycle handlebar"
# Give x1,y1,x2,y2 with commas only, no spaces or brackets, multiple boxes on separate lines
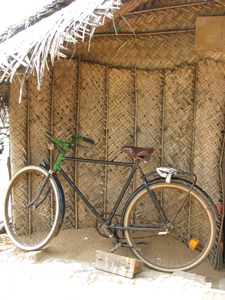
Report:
46,132,94,151
82,137,94,145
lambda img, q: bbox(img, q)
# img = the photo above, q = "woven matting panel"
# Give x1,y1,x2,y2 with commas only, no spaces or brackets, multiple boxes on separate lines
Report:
76,34,198,70
28,71,52,166
9,77,28,175
194,60,225,202
76,3,225,69
100,1,224,34
136,69,164,185
77,62,107,228
53,58,78,229
9,57,225,249
107,68,135,216
163,65,195,171
194,60,225,266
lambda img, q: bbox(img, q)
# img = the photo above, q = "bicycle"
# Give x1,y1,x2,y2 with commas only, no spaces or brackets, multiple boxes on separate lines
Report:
4,132,218,272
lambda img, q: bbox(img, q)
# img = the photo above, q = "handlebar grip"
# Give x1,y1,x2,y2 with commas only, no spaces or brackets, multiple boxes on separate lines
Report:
83,137,94,145
46,132,53,139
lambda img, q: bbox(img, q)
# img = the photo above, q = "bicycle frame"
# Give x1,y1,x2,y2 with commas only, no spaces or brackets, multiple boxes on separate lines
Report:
57,155,169,231
61,156,138,226
41,133,201,234
45,132,171,230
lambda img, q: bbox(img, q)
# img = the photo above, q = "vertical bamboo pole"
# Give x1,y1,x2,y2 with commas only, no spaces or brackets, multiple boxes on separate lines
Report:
104,65,109,216
50,67,55,169
191,64,198,173
7,84,11,181
50,67,55,227
216,133,225,269
189,64,198,243
75,56,81,229
27,80,32,234
160,70,166,206
133,66,138,192
161,69,166,167
27,80,31,166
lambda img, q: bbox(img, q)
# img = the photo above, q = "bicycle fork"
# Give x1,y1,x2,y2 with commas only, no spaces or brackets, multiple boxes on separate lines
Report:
26,171,52,210
139,167,168,228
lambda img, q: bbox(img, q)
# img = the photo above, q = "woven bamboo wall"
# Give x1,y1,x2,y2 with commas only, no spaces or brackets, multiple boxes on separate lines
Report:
77,62,106,228
53,59,78,229
75,2,225,69
107,67,135,217
9,77,28,174
9,59,225,223
163,65,195,171
28,71,52,166
8,1,225,264
194,60,225,203
136,69,164,185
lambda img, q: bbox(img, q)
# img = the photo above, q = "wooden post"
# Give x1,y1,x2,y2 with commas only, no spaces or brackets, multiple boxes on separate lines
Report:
50,66,55,169
161,69,166,167
104,65,109,216
75,56,81,229
191,64,198,173
134,66,138,192
27,79,32,234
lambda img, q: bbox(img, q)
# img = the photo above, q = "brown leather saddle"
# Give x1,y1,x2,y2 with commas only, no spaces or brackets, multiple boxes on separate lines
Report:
121,146,154,159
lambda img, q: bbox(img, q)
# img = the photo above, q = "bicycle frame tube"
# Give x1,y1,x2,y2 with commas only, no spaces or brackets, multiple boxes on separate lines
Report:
64,156,135,167
60,156,137,225
139,168,168,226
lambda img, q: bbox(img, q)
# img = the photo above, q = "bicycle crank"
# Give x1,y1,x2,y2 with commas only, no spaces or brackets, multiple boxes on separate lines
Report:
111,242,140,253
101,225,118,244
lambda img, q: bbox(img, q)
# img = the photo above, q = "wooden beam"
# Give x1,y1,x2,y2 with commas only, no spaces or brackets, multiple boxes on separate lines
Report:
124,0,214,15
118,0,149,15
94,28,195,37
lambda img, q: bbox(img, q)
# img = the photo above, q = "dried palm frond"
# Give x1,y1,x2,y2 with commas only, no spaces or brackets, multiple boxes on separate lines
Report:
0,1,76,44
0,0,122,102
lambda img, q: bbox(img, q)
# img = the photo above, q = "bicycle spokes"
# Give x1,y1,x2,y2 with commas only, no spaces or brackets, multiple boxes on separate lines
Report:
124,181,215,271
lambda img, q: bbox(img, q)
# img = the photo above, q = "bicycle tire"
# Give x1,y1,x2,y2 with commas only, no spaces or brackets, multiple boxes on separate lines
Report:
123,180,216,272
4,165,62,251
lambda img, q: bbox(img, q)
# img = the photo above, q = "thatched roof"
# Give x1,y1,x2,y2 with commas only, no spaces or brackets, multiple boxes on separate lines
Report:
1,0,224,103
0,0,123,101
0,1,76,44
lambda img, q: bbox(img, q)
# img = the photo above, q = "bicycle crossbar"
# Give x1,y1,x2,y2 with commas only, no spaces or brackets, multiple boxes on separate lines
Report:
64,156,135,167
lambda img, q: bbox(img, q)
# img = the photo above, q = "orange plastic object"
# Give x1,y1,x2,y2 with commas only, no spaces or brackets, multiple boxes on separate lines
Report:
189,238,199,250
217,203,222,215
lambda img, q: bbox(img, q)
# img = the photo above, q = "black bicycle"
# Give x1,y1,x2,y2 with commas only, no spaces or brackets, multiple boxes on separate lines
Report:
4,132,218,272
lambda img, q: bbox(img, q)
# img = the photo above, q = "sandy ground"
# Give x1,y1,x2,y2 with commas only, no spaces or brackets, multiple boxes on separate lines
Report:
1,227,225,300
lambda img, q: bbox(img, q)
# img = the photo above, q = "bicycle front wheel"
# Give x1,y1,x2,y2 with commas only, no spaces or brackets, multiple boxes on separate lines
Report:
123,180,216,272
4,166,61,251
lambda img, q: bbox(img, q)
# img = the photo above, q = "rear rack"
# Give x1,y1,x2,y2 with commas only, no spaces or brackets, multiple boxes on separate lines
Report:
145,168,197,185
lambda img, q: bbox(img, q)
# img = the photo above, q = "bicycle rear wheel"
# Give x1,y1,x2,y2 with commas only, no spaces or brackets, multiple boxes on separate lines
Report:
4,166,61,251
123,180,216,272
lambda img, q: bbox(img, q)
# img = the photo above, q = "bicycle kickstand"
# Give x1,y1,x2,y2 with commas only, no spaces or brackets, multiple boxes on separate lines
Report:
111,243,140,253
